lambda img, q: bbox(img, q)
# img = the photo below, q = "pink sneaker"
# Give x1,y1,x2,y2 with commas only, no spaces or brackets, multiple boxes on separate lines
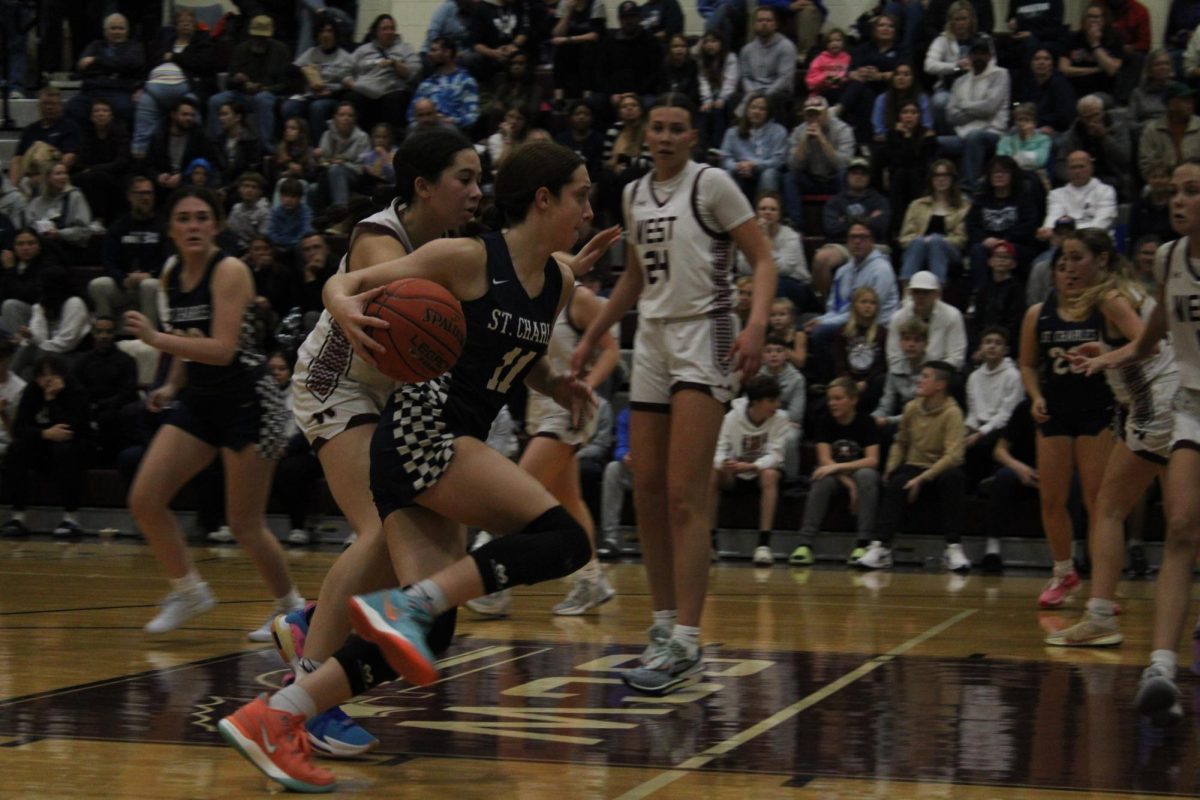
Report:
1038,571,1081,608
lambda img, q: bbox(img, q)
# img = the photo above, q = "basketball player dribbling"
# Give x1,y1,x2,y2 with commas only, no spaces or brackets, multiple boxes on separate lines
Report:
219,142,611,793
572,93,778,696
273,130,620,755
122,187,304,639
273,129,484,756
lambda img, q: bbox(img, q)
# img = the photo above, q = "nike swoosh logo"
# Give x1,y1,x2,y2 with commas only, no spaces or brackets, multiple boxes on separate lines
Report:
383,595,399,622
492,278,509,285
259,723,277,754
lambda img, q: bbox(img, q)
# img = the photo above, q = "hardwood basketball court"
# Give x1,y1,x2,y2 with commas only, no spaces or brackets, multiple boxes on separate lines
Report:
0,537,1196,798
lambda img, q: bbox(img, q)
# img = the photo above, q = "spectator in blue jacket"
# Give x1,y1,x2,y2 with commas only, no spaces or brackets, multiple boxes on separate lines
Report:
720,92,788,199
407,38,480,131
268,179,313,250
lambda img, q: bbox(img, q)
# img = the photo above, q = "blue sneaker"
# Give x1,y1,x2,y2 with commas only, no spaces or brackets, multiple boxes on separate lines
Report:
306,706,379,758
271,603,313,674
347,589,438,686
622,639,704,696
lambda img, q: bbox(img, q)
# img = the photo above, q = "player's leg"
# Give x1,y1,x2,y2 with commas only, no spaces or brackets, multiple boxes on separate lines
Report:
1137,445,1200,726
1047,438,1160,646
345,436,592,681
755,467,781,565
522,436,613,615
621,388,724,695
303,425,398,662
1035,433,1080,608
220,445,306,639
630,407,676,652
128,424,220,633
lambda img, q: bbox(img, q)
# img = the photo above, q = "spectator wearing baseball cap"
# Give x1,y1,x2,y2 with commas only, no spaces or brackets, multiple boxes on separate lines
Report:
970,240,1027,358
595,0,663,111
885,269,968,372
206,14,292,148
939,37,1010,194
783,93,855,224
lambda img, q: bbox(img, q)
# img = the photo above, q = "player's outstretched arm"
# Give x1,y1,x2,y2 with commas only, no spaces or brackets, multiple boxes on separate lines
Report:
727,216,777,378
571,241,644,375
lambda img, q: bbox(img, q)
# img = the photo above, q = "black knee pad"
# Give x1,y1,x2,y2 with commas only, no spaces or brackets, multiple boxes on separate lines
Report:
469,506,592,593
332,635,398,695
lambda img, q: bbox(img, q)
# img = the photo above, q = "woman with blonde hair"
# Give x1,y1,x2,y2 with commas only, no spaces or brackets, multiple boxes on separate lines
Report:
898,159,970,283
924,0,983,131
833,285,887,407
1018,244,1114,612
25,161,102,264
1045,229,1177,647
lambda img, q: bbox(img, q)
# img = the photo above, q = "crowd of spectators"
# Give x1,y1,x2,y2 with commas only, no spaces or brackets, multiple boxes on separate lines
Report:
0,0,1190,558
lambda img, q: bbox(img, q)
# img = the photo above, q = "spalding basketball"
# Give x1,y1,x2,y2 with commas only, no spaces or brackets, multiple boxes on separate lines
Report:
365,278,466,383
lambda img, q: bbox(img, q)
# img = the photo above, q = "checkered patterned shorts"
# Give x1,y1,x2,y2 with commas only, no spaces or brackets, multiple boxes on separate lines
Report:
370,376,457,520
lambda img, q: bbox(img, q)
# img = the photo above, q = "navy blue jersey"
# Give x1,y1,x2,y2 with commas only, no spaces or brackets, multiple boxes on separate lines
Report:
1035,291,1113,415
162,250,265,393
441,231,564,439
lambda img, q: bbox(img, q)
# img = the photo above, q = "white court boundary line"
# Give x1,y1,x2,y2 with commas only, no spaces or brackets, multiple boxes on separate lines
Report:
612,608,979,800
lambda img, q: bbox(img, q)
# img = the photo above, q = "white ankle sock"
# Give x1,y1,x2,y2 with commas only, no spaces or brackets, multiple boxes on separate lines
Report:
10,511,24,523
1052,559,1074,577
170,571,202,593
652,609,677,629
985,537,1001,555
672,624,700,656
62,512,79,526
577,559,600,582
274,588,304,611
269,683,318,720
408,579,449,617
1150,649,1177,678
1086,597,1115,618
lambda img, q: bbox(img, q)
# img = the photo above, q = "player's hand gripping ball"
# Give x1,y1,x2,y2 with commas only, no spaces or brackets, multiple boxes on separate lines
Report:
365,278,466,382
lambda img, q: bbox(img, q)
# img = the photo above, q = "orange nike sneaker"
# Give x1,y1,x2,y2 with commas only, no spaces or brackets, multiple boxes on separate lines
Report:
218,695,336,793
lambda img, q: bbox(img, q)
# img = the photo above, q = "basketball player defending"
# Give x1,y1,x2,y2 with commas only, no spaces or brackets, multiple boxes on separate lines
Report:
1084,158,1200,726
573,93,778,695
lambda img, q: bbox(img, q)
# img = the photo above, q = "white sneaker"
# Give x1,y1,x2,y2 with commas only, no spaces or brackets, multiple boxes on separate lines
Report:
145,583,218,634
553,576,614,616
207,525,234,543
286,528,311,545
465,589,511,618
248,596,306,642
855,541,893,570
943,543,971,573
1136,663,1183,727
640,623,674,669
753,545,774,566
596,570,616,603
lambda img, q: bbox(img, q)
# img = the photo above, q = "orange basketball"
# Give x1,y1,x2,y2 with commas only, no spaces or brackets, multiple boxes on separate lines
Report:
365,278,466,383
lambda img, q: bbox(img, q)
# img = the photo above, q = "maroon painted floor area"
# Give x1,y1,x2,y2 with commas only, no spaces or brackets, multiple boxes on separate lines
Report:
1,638,1198,795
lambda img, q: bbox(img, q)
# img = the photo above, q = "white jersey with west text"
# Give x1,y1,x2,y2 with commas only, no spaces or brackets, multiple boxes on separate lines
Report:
1156,237,1200,391
624,160,755,321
